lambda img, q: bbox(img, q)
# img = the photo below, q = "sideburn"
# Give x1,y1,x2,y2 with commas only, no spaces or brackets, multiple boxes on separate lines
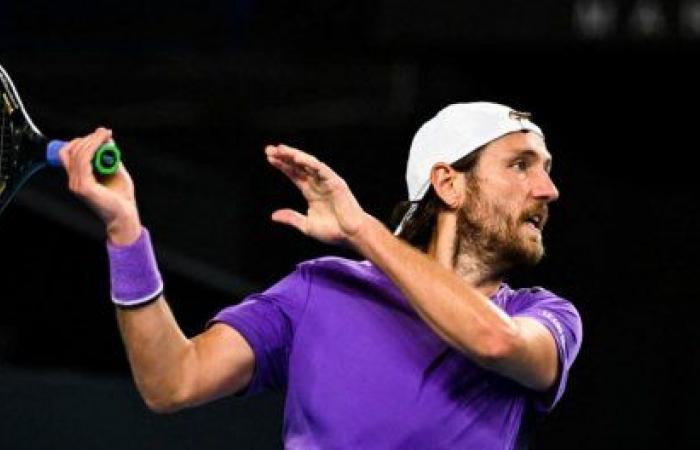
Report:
453,175,501,270
453,174,524,276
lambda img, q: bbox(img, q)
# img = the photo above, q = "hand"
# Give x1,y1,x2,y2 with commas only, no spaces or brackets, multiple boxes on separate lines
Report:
59,127,142,245
265,144,368,247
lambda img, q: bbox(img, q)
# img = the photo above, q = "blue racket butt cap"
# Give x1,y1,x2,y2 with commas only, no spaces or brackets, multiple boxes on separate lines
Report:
46,140,65,167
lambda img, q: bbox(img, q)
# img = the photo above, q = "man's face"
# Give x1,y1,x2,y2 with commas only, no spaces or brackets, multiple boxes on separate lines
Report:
456,131,559,269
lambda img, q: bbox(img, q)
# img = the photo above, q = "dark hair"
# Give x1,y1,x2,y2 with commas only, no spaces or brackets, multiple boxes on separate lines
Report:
390,147,484,251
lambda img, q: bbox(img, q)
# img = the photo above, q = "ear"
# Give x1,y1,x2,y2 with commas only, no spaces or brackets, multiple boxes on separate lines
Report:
430,163,464,210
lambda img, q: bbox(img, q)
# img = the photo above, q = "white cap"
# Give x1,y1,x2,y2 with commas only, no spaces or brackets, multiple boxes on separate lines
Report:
406,102,544,201
396,102,544,234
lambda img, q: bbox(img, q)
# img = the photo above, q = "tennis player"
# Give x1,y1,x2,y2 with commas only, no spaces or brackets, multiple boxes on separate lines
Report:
60,102,582,449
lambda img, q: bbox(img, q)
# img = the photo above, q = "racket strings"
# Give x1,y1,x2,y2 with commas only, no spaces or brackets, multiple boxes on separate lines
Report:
0,93,20,178
0,98,8,184
0,67,49,212
0,91,22,196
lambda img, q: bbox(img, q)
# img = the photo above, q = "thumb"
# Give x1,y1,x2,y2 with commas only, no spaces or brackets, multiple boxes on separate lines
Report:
271,209,308,234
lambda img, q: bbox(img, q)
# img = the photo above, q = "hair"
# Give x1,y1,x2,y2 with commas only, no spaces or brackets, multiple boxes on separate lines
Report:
390,146,485,251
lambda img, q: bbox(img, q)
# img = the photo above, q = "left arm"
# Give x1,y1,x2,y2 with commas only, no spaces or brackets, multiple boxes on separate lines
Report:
350,215,558,391
265,145,558,392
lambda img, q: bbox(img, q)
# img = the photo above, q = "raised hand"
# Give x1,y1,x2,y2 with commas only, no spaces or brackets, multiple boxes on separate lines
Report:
265,144,368,247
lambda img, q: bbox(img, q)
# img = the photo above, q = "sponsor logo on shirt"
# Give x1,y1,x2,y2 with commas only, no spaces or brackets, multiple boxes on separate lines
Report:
541,310,566,353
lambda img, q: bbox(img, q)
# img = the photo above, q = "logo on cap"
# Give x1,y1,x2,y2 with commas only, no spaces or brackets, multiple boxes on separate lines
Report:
509,110,532,123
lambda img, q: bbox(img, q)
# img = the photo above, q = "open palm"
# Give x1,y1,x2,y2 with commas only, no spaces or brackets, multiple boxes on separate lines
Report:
265,144,367,247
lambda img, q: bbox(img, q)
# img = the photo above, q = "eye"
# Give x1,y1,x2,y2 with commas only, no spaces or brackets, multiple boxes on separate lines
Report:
511,159,528,171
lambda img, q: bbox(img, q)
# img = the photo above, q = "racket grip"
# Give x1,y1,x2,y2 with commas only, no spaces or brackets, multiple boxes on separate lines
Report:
47,140,122,176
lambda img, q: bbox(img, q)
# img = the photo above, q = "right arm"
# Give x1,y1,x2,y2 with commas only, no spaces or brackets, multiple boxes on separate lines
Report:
60,128,254,412
116,299,254,412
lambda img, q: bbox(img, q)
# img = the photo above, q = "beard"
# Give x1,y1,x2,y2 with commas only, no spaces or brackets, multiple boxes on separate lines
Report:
453,178,546,273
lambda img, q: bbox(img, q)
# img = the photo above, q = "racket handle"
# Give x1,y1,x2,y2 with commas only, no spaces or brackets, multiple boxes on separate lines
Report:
46,140,122,176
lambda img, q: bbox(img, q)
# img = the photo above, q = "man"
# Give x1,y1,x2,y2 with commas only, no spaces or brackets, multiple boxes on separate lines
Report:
61,102,582,449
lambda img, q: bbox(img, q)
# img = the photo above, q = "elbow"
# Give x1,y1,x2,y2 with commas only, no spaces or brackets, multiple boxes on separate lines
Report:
137,345,198,414
476,340,514,369
143,396,182,414
138,382,193,414
473,327,519,369
470,322,559,392
142,391,189,414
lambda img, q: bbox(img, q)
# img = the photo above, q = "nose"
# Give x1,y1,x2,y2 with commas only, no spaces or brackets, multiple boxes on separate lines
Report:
532,170,559,203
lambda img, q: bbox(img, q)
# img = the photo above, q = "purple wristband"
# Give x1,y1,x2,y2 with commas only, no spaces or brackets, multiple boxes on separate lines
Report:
107,228,163,307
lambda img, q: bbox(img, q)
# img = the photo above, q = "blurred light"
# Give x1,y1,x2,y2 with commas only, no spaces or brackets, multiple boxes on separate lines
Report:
573,0,618,39
680,0,700,38
628,0,668,37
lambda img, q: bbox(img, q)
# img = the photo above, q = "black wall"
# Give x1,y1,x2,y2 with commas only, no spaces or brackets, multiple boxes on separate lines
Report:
1,2,698,449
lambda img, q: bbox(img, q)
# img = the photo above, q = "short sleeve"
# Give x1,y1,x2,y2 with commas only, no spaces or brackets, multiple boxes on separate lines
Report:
510,288,583,413
207,263,313,396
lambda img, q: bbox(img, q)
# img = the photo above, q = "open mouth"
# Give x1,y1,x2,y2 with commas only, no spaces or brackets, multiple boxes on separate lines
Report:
523,213,545,231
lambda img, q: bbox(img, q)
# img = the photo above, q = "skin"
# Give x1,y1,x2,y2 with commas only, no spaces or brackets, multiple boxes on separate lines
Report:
447,131,556,286
60,127,559,413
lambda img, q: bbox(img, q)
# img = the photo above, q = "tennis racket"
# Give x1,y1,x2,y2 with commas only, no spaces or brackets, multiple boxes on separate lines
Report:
0,63,121,216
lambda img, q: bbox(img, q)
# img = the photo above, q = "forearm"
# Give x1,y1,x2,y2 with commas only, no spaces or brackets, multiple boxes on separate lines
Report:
108,224,194,412
350,215,518,365
116,297,195,412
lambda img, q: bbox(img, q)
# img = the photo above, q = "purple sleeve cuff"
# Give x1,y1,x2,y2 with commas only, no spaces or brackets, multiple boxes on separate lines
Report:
207,310,266,398
516,308,579,413
107,228,163,307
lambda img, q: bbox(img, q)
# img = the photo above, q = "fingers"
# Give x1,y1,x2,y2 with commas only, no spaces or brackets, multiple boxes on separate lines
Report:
271,208,308,234
57,138,79,172
60,127,113,198
266,144,336,182
75,128,112,181
266,145,307,185
265,144,347,204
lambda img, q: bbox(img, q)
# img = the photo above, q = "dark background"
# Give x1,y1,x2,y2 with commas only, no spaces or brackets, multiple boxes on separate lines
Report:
1,1,698,449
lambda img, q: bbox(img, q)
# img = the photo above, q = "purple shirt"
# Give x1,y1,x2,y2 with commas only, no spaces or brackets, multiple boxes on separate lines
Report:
211,257,582,450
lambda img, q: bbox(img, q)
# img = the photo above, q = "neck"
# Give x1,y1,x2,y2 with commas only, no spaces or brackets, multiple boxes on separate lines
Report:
426,211,503,298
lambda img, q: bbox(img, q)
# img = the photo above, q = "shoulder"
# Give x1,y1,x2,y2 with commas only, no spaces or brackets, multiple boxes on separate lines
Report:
500,285,582,330
500,285,577,312
297,256,377,280
263,256,376,298
294,256,397,296
503,285,583,346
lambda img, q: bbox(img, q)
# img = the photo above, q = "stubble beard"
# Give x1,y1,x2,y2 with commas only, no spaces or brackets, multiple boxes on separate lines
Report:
453,178,545,276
